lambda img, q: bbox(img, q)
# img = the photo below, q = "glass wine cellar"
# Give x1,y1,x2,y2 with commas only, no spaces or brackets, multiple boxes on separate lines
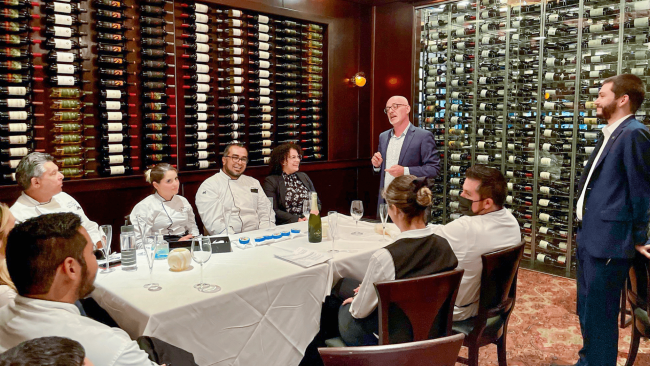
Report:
416,0,650,277
0,0,327,182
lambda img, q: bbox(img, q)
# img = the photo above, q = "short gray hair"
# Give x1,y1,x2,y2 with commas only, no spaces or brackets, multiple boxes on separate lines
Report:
16,152,54,191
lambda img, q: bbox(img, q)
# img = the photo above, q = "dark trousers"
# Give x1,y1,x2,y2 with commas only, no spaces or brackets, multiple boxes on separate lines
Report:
576,246,631,366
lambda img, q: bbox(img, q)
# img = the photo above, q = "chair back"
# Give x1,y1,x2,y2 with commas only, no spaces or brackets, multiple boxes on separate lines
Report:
477,241,525,321
374,269,464,345
628,256,650,314
319,333,465,366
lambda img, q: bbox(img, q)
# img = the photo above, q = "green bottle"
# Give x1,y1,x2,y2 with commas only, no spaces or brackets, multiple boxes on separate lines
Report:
308,191,322,243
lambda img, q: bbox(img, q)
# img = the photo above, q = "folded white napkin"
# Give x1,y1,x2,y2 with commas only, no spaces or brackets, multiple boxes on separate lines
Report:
374,223,400,239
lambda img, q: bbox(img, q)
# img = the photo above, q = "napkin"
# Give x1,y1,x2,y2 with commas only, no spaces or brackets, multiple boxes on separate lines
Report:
374,223,400,239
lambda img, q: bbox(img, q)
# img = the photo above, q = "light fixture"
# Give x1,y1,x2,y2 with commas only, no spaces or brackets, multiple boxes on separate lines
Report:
349,72,366,87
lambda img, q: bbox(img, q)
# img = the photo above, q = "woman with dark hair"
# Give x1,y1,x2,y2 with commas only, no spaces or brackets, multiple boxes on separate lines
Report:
130,163,199,247
263,143,319,225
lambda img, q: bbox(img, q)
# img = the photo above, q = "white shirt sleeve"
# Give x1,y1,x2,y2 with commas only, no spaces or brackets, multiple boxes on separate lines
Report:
349,249,396,319
109,329,160,366
403,167,410,175
255,179,275,229
195,178,227,235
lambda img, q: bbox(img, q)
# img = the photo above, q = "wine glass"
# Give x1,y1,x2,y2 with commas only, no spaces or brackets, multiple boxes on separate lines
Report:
99,225,114,273
350,200,364,235
379,203,389,241
191,237,221,293
302,199,310,220
142,235,162,291
328,211,338,252
266,196,275,231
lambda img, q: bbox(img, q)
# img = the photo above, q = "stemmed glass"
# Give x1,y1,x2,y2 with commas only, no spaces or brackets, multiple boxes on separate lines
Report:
379,203,389,241
328,211,338,253
99,225,114,273
302,199,310,220
191,237,221,293
142,235,162,291
350,200,364,235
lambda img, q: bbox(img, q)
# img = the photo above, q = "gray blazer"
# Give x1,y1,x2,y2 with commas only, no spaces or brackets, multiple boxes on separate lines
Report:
263,172,320,225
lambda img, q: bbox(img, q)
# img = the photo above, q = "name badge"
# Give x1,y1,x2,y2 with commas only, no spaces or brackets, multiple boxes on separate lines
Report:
251,188,258,193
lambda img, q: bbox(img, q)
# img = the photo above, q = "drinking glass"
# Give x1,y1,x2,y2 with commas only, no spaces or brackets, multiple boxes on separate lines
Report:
350,200,364,235
142,235,162,291
99,225,114,273
379,203,389,241
302,199,310,220
266,196,275,231
191,237,221,293
328,211,338,252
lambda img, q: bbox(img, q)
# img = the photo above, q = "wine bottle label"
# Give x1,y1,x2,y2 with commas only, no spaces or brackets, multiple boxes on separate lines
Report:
451,104,459,111
449,166,461,173
196,104,207,112
260,123,272,129
8,147,28,156
6,159,19,169
195,13,209,24
449,202,460,209
196,93,207,102
109,166,125,175
539,240,551,249
196,74,211,83
455,15,465,24
54,52,73,64
196,53,210,63
478,142,487,149
478,77,487,85
6,99,25,108
584,117,598,124
196,132,208,140
479,103,488,111
259,88,271,96
635,17,650,28
7,87,26,96
257,60,270,69
481,37,491,45
546,58,557,67
194,3,208,13
106,112,122,121
196,84,210,93
451,153,461,160
587,39,602,47
261,139,272,147
8,111,27,120
257,50,270,59
260,114,272,121
429,33,441,40
539,199,550,207
589,24,604,33
258,79,270,87
589,71,601,78
477,155,491,162
57,76,75,86
451,178,463,185
539,213,551,222
54,14,73,26
548,27,558,36
449,189,461,197
544,72,555,81
197,113,208,121
543,102,556,110
256,41,270,51
8,135,26,144
53,26,72,37
197,141,208,149
257,70,270,79
195,23,209,33
584,146,595,154
478,128,486,136
57,64,75,74
258,24,270,33
542,143,552,151
230,77,243,84
457,42,466,50
191,122,206,131
7,123,27,132
198,160,209,169
105,89,121,99
230,86,243,93
107,133,123,142
193,33,209,43
54,39,73,51
230,19,242,27
105,123,122,132
103,101,119,110
54,2,72,13
195,43,210,53
107,144,124,153
540,157,552,166
233,56,245,64
631,67,646,76
259,97,271,104
548,13,560,21
481,50,491,58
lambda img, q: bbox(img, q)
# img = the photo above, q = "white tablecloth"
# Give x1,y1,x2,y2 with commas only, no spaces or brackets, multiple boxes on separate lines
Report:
92,215,392,366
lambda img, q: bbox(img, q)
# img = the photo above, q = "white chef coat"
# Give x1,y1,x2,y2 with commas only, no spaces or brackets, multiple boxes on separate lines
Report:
130,193,200,247
0,295,159,366
430,208,521,321
195,170,275,235
0,286,15,308
349,226,435,319
10,192,102,245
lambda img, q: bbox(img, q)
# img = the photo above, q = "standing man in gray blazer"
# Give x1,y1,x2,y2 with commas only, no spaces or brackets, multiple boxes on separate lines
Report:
371,96,441,207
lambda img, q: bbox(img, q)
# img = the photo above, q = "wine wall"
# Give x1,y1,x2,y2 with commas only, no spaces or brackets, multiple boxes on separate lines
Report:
417,0,650,277
0,0,327,183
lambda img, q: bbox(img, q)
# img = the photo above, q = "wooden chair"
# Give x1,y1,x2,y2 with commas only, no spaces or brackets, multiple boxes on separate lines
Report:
625,256,650,366
375,268,465,345
319,333,465,366
452,241,525,366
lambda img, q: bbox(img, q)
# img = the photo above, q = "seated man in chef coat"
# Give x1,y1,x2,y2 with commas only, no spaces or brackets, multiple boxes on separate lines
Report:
10,152,102,249
196,144,275,235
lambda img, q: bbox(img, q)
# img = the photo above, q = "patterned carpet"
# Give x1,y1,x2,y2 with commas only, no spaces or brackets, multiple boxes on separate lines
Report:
457,268,650,366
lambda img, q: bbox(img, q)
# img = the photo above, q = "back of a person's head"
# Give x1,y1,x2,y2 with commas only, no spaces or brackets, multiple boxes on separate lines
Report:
6,213,86,296
0,336,86,366
465,165,507,208
382,175,432,222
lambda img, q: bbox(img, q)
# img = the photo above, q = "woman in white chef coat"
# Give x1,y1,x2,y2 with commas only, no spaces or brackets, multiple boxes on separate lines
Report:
130,163,200,246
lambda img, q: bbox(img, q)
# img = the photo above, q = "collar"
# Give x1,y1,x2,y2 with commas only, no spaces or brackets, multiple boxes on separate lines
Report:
603,114,632,137
154,192,174,203
282,172,297,178
14,295,81,315
395,225,435,240
20,191,55,206
390,122,411,139
218,170,240,181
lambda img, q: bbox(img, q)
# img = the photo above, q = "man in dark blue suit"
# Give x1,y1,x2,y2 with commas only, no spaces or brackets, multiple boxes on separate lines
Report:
371,96,440,207
571,74,650,366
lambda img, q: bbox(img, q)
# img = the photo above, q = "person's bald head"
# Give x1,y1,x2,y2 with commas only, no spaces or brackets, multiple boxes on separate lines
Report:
384,96,411,126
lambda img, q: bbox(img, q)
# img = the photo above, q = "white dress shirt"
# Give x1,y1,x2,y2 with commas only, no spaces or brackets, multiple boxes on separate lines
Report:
374,123,411,188
0,296,158,366
430,209,521,321
576,114,632,220
10,192,102,245
196,170,275,235
130,193,200,247
349,226,436,319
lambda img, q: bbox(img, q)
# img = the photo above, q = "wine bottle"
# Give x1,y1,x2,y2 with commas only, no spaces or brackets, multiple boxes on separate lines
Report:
0,49,41,59
306,190,321,242
45,14,86,25
99,165,138,176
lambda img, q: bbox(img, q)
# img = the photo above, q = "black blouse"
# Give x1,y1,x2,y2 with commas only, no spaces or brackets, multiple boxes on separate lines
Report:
282,172,311,215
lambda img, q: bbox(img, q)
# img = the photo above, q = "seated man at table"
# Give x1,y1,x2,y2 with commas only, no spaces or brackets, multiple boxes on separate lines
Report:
431,165,521,321
196,143,275,235
0,212,160,366
10,152,102,249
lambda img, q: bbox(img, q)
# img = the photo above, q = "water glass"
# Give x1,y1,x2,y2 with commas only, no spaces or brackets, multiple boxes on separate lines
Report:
379,203,389,241
266,196,275,231
350,200,364,235
99,225,114,273
302,199,310,220
143,235,162,291
191,237,221,293
328,211,338,252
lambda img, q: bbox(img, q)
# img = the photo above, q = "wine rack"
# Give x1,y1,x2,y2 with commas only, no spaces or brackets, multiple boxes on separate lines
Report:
416,0,650,278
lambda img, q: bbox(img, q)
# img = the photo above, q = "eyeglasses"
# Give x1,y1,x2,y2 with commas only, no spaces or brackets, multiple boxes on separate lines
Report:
383,103,408,114
288,155,302,161
225,155,248,164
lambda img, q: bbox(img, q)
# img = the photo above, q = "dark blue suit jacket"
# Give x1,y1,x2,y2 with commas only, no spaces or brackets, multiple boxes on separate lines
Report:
577,116,650,259
376,124,441,205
